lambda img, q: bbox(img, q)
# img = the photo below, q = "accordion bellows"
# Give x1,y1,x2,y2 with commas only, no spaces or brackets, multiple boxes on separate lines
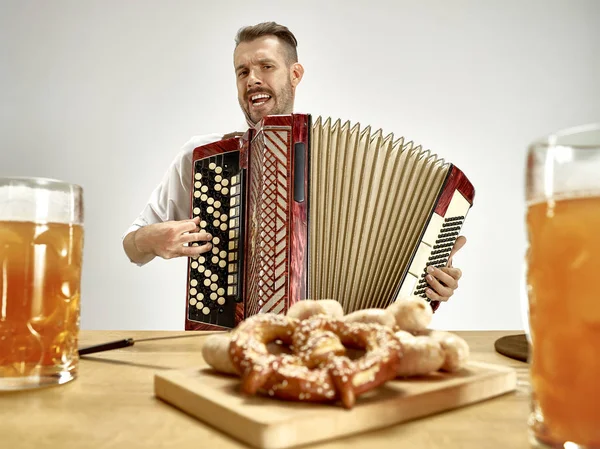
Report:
185,114,475,331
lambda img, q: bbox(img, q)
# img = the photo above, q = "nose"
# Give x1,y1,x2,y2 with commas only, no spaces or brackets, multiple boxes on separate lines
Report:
247,69,262,87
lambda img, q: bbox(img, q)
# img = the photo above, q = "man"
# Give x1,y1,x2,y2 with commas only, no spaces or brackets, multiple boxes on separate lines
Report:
122,21,466,303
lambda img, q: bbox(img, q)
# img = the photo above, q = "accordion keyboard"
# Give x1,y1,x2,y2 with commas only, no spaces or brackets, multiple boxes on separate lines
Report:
401,189,471,302
412,215,464,298
187,153,245,328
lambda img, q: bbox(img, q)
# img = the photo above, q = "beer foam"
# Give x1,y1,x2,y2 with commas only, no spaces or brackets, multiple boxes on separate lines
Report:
527,189,600,207
0,183,83,225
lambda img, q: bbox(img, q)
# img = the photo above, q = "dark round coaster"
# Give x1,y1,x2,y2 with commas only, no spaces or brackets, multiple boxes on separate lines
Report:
494,333,529,362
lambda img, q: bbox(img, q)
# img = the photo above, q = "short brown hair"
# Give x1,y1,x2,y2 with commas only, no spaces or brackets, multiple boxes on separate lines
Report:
234,22,298,64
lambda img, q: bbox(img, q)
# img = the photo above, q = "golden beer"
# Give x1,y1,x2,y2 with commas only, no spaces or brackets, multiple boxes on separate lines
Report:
0,177,84,390
527,196,600,447
526,124,600,448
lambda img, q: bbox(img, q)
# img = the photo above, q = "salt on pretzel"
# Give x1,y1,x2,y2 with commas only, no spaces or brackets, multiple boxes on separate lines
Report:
228,314,402,409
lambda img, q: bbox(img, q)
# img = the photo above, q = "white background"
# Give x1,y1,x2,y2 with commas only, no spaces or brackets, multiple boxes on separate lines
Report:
1,0,599,331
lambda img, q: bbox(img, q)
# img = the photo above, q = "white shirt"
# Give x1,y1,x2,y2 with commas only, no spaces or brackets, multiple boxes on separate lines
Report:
123,132,233,265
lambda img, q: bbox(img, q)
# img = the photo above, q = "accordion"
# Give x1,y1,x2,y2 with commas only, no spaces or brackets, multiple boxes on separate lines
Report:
184,114,475,331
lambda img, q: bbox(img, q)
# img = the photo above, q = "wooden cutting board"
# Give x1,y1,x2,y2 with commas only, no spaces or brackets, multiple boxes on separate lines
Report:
154,360,516,449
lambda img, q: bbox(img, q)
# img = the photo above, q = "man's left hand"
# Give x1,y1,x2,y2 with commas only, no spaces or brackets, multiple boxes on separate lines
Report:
425,236,467,302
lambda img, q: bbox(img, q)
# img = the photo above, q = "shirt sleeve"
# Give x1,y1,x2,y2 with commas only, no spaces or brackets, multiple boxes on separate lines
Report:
122,133,224,242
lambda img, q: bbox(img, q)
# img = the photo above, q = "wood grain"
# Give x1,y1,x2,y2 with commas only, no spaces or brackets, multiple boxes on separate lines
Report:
155,361,517,449
0,330,531,449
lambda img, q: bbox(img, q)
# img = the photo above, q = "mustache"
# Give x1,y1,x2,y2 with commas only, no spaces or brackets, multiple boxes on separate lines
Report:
246,88,274,101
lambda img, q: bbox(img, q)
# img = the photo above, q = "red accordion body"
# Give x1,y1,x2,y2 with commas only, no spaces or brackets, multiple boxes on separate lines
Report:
184,114,474,331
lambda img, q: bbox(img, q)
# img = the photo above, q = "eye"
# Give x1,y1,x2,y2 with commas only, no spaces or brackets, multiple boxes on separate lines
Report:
263,65,272,70
237,70,248,78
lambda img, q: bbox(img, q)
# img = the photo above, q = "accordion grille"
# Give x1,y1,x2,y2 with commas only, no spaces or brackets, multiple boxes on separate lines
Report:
245,127,292,316
308,117,450,313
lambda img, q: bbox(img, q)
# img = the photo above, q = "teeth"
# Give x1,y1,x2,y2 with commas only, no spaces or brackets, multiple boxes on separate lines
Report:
251,94,270,101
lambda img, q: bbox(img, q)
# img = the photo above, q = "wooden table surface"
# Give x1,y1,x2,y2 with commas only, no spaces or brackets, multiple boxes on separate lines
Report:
0,330,531,449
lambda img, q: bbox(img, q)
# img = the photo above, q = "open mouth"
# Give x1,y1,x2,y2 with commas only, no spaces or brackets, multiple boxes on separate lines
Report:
249,93,272,108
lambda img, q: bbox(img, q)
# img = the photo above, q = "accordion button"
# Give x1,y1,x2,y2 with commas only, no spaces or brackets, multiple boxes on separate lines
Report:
220,223,227,231
202,307,210,315
194,173,201,180
222,187,229,195
215,175,222,183
201,194,208,202
215,166,223,174
193,207,200,215
219,260,226,268
207,197,214,205
193,191,200,198
211,256,219,264
210,293,218,301
189,288,197,296
214,200,222,209
217,288,225,296
204,269,212,277
209,162,216,170
196,301,204,309
196,293,204,300
215,184,222,192
189,298,197,306
221,179,229,187
218,297,225,305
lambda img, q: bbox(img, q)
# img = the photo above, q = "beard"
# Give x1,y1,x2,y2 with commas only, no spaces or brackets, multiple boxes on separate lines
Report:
240,79,294,126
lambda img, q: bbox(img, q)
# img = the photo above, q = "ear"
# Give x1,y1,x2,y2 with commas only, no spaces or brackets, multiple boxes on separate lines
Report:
290,63,304,88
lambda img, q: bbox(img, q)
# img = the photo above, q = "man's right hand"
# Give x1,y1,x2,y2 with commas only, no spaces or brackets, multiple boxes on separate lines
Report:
123,217,212,265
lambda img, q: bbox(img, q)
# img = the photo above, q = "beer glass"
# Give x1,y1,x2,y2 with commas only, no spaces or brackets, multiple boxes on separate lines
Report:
525,123,600,448
0,177,84,390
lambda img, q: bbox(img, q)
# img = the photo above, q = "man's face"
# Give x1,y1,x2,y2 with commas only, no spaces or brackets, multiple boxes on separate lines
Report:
234,36,303,125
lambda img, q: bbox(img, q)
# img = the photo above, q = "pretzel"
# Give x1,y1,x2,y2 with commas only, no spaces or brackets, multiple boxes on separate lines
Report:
228,313,402,409
286,299,344,321
386,295,433,332
342,308,396,328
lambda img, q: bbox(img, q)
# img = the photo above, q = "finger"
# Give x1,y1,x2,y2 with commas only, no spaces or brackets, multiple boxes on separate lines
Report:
178,217,201,233
425,287,448,302
424,277,452,301
448,235,467,267
181,230,212,244
425,268,455,297
439,266,462,281
426,266,459,289
180,242,213,257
